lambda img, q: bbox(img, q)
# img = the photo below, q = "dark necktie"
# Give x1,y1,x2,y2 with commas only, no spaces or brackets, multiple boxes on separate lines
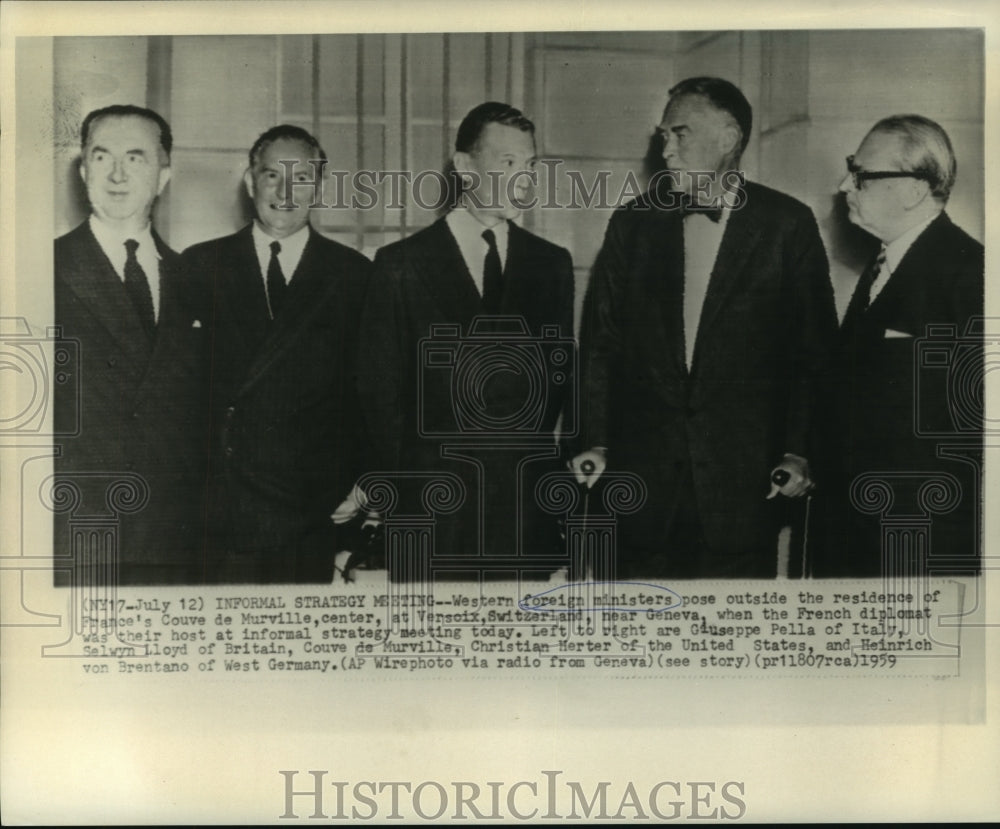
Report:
123,239,155,339
677,193,723,223
841,246,887,336
481,228,504,313
267,240,286,319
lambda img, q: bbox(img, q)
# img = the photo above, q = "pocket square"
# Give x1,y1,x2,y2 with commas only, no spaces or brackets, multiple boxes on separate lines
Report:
191,320,202,328
883,328,912,338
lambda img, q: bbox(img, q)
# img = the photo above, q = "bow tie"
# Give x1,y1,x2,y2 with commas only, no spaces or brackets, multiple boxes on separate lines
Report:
676,194,723,223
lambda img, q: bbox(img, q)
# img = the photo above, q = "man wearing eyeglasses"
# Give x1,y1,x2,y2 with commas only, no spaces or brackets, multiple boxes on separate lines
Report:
812,114,983,577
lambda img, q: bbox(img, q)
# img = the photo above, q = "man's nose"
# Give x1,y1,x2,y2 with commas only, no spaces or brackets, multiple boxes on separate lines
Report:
109,158,127,183
510,168,533,193
837,172,855,194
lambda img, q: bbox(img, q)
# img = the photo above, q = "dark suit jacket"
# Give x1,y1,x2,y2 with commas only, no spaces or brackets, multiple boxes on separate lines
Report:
183,225,371,583
53,221,207,585
580,181,838,576
814,212,984,577
358,217,575,573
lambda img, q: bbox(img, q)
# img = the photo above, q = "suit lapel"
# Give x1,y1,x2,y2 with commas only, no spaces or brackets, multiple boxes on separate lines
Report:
413,218,483,329
151,229,190,330
867,215,948,323
651,210,688,380
695,195,763,349
223,226,271,352
499,223,535,322
840,251,882,337
843,214,949,339
237,228,333,396
136,233,196,399
58,223,152,357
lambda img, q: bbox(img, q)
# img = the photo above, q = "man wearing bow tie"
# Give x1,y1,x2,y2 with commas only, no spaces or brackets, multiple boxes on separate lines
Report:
358,102,575,576
183,125,371,583
572,77,838,579
812,115,983,577
54,105,207,585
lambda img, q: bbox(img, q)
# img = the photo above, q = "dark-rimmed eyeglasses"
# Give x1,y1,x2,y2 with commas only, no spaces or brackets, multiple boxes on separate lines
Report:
845,155,929,190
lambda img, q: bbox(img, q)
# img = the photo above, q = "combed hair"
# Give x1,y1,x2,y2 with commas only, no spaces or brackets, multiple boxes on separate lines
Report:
80,104,173,158
248,124,327,168
870,114,957,201
454,102,535,153
668,76,753,155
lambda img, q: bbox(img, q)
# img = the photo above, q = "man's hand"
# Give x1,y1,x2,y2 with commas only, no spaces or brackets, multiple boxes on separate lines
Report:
766,453,814,499
331,484,370,524
569,447,608,489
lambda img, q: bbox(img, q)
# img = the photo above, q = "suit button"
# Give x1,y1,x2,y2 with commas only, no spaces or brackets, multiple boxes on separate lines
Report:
226,407,235,419
107,358,117,367
225,447,234,457
132,411,140,419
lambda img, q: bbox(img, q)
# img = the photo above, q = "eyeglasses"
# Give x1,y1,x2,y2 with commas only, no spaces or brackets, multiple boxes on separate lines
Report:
845,155,930,190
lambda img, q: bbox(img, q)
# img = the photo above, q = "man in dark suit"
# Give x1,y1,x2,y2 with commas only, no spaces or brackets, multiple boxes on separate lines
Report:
572,77,838,579
812,115,983,577
183,125,371,584
358,102,575,578
54,104,206,586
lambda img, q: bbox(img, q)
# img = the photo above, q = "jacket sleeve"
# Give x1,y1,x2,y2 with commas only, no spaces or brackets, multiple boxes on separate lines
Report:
579,208,631,450
356,248,408,472
782,205,838,462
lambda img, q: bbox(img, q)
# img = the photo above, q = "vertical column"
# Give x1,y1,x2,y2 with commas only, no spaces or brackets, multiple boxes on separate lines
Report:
851,472,960,638
534,472,647,652
41,473,150,657
358,472,465,656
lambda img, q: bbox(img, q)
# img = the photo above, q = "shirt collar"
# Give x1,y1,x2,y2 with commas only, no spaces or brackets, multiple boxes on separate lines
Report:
446,208,509,255
884,212,939,274
252,221,311,268
89,215,160,261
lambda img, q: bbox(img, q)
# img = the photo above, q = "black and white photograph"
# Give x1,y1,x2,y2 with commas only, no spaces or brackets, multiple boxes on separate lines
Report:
1,0,998,823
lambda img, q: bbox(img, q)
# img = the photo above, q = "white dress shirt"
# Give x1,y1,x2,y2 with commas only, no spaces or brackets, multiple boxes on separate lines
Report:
88,215,162,319
445,208,509,295
682,208,731,369
251,221,310,288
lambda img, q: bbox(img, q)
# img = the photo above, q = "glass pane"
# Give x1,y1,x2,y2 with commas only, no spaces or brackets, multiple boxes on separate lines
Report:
316,122,358,228
318,34,358,116
360,34,385,117
280,35,314,117
449,33,488,122
408,34,445,119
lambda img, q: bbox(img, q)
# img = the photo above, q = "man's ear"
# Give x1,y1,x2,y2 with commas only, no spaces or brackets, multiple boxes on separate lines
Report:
157,165,172,196
718,124,741,159
78,158,88,187
899,177,932,211
453,150,470,174
243,168,255,200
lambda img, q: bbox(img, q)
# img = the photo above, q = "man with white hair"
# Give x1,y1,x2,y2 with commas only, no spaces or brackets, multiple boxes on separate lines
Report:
813,114,983,577
573,77,838,579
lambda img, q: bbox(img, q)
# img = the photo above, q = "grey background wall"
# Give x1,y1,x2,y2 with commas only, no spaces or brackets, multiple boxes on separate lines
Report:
54,29,984,322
